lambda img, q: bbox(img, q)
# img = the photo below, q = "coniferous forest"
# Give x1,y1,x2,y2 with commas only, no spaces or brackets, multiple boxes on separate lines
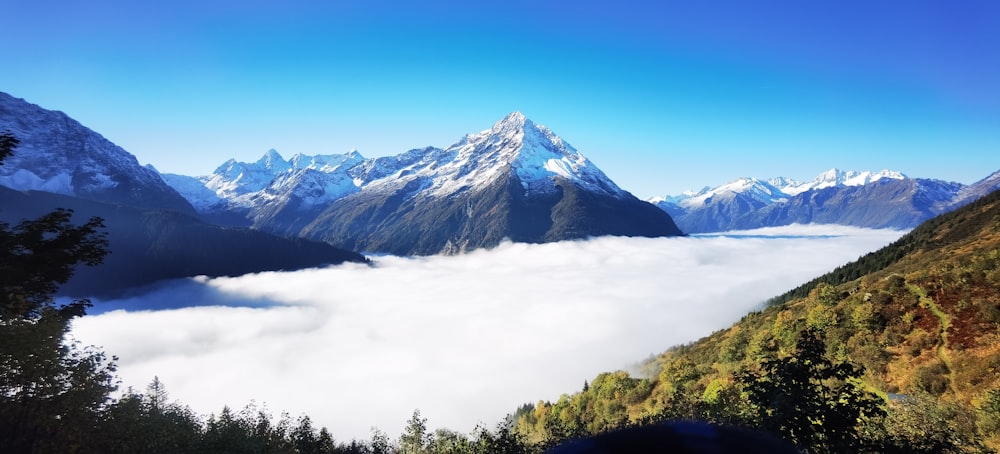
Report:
3,129,1000,452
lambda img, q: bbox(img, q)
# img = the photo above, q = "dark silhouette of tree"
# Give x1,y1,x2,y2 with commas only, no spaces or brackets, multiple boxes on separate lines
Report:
738,328,885,453
0,132,116,452
95,381,202,453
469,416,533,454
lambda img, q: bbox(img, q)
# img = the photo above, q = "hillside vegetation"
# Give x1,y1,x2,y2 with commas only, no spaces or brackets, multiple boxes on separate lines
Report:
517,189,1000,452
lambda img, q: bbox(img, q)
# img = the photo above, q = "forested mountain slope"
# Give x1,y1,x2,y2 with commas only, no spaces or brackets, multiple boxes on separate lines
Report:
517,189,1000,452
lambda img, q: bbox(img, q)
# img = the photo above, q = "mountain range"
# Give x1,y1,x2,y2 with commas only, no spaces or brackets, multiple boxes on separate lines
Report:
650,168,1000,233
0,92,682,293
163,111,683,255
4,89,1000,294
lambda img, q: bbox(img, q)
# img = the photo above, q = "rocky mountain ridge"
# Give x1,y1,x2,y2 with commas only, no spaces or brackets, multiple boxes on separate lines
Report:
166,112,682,254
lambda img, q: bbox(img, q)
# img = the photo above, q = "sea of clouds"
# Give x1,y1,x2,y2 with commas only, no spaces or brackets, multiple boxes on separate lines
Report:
70,224,905,440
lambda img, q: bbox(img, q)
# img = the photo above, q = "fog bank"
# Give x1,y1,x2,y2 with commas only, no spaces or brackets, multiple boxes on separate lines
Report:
71,225,905,440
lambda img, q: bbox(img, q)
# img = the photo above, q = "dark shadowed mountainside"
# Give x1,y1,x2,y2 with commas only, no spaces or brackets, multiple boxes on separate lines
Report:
0,186,367,297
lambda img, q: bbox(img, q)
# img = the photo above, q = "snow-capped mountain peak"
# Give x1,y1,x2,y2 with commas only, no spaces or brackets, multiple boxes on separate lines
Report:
255,149,291,173
166,112,634,220
289,150,365,172
491,110,529,135
346,112,627,199
780,168,907,195
206,150,292,196
422,111,625,197
650,168,909,210
663,177,788,209
196,148,369,208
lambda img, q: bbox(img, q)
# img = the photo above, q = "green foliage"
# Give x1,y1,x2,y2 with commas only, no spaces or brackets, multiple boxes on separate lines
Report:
400,409,431,454
429,428,471,454
738,328,885,452
466,417,535,454
977,389,1000,437
768,189,1000,307
805,304,838,331
863,394,991,453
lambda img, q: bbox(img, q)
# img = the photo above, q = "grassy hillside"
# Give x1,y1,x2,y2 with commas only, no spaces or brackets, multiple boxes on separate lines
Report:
517,190,1000,452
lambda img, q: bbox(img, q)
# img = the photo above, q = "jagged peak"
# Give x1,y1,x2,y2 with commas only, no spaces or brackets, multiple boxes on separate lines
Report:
251,149,291,175
490,111,535,135
256,148,286,165
501,110,526,124
813,168,906,182
288,151,366,171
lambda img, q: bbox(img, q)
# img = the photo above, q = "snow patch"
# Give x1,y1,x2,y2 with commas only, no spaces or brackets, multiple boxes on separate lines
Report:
0,169,75,195
654,169,908,208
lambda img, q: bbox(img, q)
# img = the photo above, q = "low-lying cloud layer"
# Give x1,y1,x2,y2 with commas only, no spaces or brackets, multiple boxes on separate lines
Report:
70,225,905,440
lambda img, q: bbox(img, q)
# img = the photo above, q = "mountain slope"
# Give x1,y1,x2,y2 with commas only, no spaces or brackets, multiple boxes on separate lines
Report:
953,169,1000,208
0,92,195,214
517,188,1000,450
171,112,683,254
0,186,368,297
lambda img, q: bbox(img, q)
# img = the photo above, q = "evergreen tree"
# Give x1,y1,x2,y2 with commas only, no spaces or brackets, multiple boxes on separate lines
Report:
95,382,202,453
0,132,116,452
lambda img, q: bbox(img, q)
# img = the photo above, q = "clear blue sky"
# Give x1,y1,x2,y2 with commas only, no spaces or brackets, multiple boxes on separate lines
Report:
2,0,998,198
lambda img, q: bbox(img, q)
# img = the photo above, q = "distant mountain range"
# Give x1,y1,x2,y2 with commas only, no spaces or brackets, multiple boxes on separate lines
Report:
649,169,1000,233
163,112,683,255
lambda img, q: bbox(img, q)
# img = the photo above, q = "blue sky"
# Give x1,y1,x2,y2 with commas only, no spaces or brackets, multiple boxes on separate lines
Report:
2,0,998,198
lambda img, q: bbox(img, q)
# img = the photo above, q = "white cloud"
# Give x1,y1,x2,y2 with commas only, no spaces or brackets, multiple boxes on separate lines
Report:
70,225,905,440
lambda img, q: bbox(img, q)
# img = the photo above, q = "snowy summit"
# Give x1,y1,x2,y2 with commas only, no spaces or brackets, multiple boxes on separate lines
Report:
165,112,629,214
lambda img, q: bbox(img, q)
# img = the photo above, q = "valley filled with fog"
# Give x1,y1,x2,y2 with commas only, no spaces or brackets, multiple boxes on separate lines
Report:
70,225,905,440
